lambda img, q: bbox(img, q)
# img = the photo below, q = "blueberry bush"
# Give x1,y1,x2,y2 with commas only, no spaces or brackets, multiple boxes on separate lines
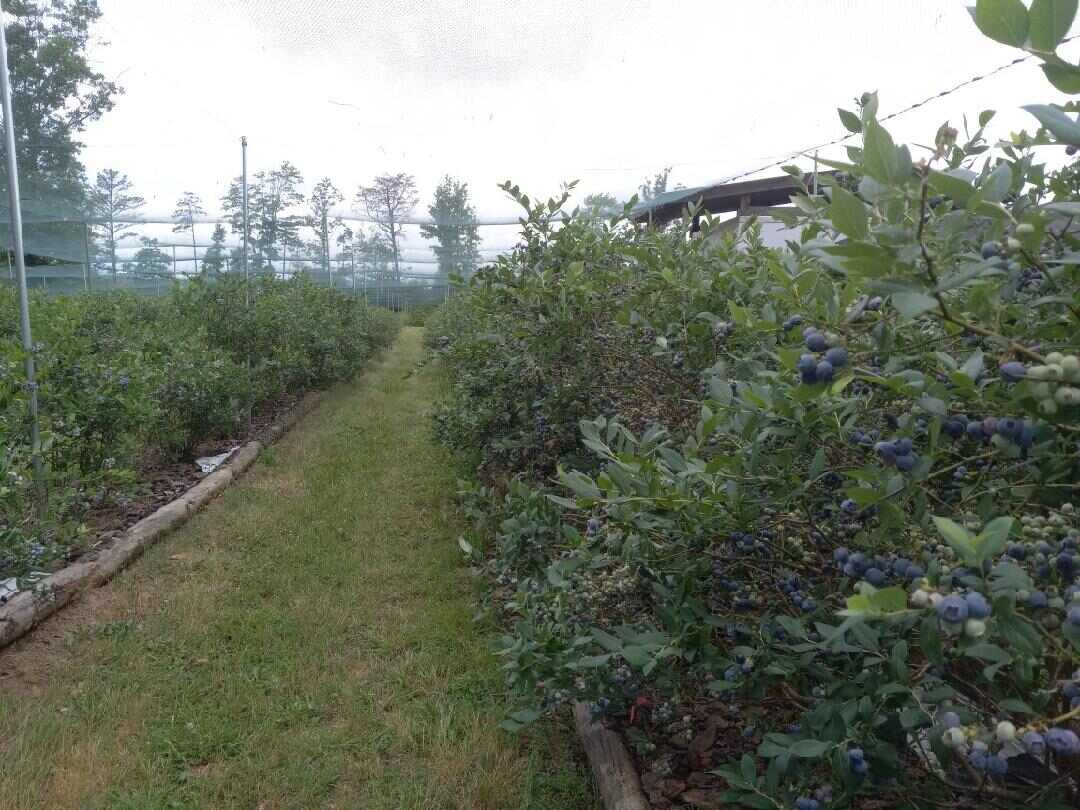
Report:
0,275,398,581
432,4,1080,806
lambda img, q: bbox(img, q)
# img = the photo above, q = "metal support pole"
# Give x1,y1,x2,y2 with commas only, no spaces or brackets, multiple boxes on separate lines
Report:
241,136,249,289
82,221,91,292
0,2,44,506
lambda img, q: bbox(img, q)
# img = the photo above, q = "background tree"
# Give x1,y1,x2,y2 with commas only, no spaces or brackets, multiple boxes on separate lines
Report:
308,178,344,275
88,169,144,282
356,173,417,281
202,223,228,274
582,192,620,217
129,237,171,280
222,162,305,272
171,192,205,273
0,0,119,217
639,167,673,202
420,175,481,281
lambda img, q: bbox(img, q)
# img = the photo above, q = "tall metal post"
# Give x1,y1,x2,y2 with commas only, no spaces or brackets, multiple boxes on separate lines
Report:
0,2,44,505
82,221,91,292
241,136,249,288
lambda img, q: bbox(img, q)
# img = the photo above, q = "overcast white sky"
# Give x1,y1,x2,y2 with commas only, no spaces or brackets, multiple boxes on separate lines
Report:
74,0,1078,267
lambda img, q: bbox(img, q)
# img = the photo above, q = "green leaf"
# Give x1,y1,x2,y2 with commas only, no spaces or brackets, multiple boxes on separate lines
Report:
863,120,907,185
964,642,1011,664
890,291,939,320
789,739,832,758
1022,104,1080,144
978,162,1014,203
559,468,601,500
828,185,869,239
932,516,977,565
960,349,985,381
1042,62,1080,93
928,169,974,205
973,0,1030,46
838,107,863,133
1029,0,1077,51
999,698,1035,714
975,516,1014,565
740,753,757,784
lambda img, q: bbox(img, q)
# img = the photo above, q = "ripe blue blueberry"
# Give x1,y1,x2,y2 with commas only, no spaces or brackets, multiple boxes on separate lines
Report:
840,499,858,515
966,421,984,439
895,453,917,473
937,595,969,624
797,354,817,373
906,564,925,580
865,567,886,586
824,347,848,368
805,332,829,352
815,360,835,382
981,241,999,259
866,296,883,310
1046,727,1080,756
1068,606,1080,627
895,438,913,455
964,591,991,620
940,710,961,729
943,416,967,438
986,754,1008,777
1000,361,1027,382
1023,731,1047,757
833,547,850,563
1027,590,1049,610
795,799,819,810
875,441,897,464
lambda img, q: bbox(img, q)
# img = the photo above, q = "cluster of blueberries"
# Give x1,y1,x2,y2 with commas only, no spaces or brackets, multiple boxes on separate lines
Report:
723,654,754,682
1005,533,1080,583
844,746,869,778
872,437,920,473
795,327,849,385
933,591,992,624
779,573,817,613
832,547,925,585
941,413,1037,451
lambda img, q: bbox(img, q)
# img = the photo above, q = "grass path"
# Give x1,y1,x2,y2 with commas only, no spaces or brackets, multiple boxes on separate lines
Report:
0,327,596,809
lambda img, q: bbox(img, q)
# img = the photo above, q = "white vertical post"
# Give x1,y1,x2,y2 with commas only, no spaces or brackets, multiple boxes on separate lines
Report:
0,1,44,504
241,136,249,288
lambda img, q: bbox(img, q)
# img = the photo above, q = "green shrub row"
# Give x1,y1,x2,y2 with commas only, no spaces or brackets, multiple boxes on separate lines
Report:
0,275,398,580
431,9,1080,806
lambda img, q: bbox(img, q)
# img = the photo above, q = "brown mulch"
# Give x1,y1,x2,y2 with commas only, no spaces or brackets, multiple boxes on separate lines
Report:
58,392,303,571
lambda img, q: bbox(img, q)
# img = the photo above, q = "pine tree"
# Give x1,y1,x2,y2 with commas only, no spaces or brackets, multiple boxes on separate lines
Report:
88,170,144,283
171,192,206,273
420,176,480,281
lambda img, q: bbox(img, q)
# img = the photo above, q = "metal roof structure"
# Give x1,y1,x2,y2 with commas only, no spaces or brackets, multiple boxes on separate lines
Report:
629,173,829,226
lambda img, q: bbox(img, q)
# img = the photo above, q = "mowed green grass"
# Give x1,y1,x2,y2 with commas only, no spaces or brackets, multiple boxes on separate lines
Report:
0,327,597,810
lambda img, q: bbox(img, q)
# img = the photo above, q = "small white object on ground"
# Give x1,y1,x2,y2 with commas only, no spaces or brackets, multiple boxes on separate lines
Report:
0,576,18,604
195,448,238,474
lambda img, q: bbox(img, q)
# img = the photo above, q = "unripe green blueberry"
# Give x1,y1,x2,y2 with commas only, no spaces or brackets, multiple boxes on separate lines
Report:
997,721,1017,742
1062,355,1080,379
1007,237,1022,251
1047,352,1065,365
930,592,944,607
1055,386,1080,406
1032,382,1052,400
943,727,966,748
964,618,987,638
1016,223,1035,236
1040,399,1059,416
1028,365,1050,381
911,589,930,608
